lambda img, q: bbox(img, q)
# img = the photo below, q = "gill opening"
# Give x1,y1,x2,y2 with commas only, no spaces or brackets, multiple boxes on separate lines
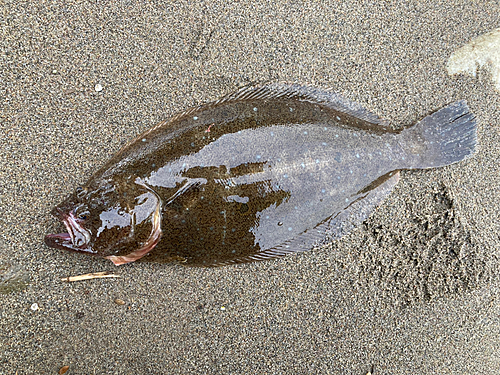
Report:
134,178,163,238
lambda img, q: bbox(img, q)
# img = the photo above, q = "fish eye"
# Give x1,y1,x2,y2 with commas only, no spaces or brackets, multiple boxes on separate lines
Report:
78,213,88,220
76,186,87,198
75,207,90,220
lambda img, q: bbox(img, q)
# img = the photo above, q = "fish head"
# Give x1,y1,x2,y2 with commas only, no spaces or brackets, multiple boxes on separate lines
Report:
45,179,162,265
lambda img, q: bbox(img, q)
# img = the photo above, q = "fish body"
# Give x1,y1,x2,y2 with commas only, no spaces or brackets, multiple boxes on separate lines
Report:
45,84,477,266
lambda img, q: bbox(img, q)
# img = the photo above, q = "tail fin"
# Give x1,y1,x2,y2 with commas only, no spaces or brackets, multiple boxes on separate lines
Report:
404,100,477,169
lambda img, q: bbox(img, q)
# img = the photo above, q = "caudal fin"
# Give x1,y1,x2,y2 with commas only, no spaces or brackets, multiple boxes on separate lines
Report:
405,100,477,168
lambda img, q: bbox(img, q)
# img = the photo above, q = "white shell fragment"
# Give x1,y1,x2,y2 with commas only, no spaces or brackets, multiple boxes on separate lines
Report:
95,83,103,92
446,27,500,91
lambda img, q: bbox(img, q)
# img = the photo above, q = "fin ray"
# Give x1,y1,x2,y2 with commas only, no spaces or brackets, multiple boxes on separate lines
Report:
215,83,386,126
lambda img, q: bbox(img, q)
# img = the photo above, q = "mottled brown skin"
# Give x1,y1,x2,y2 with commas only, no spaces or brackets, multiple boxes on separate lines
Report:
45,84,476,266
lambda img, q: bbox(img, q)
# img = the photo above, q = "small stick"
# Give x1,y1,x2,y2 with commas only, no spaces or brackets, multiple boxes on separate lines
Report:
61,272,121,282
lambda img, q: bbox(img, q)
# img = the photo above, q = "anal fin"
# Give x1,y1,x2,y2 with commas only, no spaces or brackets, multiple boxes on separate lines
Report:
208,171,400,266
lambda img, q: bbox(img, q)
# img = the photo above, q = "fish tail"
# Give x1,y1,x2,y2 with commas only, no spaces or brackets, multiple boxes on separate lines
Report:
405,100,477,168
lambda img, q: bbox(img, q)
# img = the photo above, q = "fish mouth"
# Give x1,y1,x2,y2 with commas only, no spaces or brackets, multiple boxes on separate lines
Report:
45,210,96,254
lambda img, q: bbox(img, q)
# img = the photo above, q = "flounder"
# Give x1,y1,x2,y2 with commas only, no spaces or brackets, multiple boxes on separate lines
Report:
45,84,477,266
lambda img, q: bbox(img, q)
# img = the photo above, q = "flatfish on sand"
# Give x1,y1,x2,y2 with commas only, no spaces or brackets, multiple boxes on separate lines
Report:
45,84,477,266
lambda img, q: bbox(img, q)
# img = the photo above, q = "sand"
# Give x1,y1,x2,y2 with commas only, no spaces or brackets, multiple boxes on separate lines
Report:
1,1,499,374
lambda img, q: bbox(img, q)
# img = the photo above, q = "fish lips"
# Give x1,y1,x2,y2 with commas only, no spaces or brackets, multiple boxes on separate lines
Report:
45,208,96,254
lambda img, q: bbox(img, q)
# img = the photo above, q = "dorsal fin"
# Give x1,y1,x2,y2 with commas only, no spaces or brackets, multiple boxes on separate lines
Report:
140,83,386,140
214,83,386,125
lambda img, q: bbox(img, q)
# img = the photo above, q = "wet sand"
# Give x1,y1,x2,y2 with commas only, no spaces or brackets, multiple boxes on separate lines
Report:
1,1,499,373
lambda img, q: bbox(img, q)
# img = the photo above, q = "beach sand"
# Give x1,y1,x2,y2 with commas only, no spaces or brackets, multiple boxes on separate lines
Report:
1,1,499,373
